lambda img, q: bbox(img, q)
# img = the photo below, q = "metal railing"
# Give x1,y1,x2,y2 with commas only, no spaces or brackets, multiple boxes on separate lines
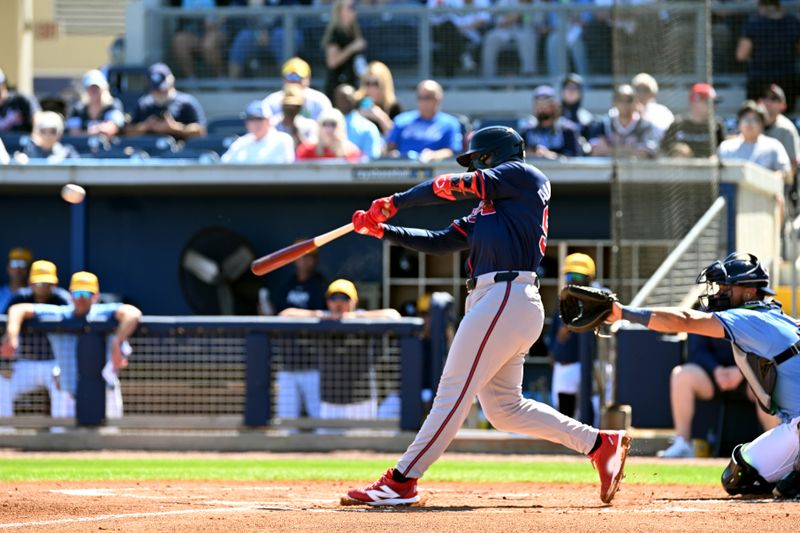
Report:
629,195,728,308
127,1,782,91
0,316,426,432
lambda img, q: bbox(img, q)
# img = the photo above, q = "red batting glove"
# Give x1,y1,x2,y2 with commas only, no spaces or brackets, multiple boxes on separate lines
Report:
352,210,385,239
367,196,397,223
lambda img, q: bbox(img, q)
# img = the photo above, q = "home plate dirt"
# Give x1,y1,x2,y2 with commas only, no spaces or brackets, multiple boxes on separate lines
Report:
1,479,799,532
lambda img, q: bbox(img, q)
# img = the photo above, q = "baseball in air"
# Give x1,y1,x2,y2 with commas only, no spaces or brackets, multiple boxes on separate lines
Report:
60,183,86,204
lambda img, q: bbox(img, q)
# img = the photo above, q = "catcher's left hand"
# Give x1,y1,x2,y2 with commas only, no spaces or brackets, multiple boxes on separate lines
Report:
559,285,618,333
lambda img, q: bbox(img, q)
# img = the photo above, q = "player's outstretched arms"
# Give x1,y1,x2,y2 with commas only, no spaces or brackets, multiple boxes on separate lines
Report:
607,301,726,338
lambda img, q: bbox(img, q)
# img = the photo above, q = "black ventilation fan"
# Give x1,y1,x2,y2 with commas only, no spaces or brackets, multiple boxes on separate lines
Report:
179,227,261,315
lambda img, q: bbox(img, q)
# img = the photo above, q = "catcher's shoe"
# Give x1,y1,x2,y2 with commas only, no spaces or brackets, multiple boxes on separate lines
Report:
590,430,632,504
773,470,800,499
345,468,419,506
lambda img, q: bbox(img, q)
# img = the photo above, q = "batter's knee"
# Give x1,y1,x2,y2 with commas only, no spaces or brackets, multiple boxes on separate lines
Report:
721,444,775,495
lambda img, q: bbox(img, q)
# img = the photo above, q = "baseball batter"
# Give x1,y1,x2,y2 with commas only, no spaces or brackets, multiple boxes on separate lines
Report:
603,253,800,497
345,125,631,506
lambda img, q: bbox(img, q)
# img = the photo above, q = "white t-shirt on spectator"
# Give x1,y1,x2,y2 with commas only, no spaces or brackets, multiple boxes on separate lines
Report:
642,101,674,141
264,88,332,121
221,129,295,164
718,134,791,173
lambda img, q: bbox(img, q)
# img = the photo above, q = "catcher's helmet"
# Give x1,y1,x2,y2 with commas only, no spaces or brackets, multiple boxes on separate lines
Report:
696,252,775,311
456,125,524,170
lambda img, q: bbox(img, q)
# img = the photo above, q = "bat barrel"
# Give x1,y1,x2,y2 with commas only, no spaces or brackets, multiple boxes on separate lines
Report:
250,239,317,276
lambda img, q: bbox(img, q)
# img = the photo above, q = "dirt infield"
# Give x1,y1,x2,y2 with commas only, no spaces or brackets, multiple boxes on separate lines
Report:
1,454,798,532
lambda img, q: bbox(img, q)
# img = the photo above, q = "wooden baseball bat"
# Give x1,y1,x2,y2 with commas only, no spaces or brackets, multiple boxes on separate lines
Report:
250,223,354,276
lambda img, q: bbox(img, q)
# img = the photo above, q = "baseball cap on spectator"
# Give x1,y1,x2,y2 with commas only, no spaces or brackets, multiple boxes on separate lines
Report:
8,247,32,268
561,73,584,90
69,271,99,294
690,83,717,101
242,99,270,120
29,260,58,285
34,111,64,135
563,253,596,277
282,84,305,106
148,62,174,91
282,57,311,83
764,84,786,103
82,69,108,90
326,279,358,303
533,85,557,100
614,84,636,102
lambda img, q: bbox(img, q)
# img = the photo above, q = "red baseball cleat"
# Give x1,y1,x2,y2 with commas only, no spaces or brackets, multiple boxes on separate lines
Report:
345,468,419,506
590,430,632,504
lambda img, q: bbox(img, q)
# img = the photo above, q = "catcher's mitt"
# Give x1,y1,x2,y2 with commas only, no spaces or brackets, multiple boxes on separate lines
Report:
559,285,618,333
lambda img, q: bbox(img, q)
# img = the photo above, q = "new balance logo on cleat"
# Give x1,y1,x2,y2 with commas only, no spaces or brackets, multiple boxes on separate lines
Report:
344,468,420,506
366,486,401,502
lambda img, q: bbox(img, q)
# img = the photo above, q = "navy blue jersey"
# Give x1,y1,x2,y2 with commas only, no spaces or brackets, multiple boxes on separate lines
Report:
383,160,551,277
131,91,207,127
5,286,71,362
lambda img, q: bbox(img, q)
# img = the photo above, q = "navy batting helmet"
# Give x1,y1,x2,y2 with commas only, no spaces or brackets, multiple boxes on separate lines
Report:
456,126,524,170
696,252,775,311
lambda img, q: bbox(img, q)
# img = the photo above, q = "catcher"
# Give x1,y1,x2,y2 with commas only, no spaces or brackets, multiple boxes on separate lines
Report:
562,252,800,498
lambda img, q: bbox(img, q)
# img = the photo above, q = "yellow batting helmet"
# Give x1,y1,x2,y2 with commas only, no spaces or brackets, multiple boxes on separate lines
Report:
563,253,596,278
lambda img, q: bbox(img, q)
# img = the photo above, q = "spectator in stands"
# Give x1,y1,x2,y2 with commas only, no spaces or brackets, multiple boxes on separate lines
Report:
657,334,778,458
589,84,659,159
0,138,8,165
0,261,72,420
1,271,141,421
20,112,79,163
718,100,791,185
271,84,319,149
228,19,272,80
354,61,402,136
660,83,726,159
128,63,207,140
296,108,362,162
281,279,401,425
521,85,584,159
560,73,595,140
333,84,382,161
481,0,539,79
0,248,32,312
737,0,800,113
759,84,800,178
386,79,462,162
631,73,674,141
172,0,226,78
547,253,599,421
0,67,39,133
264,57,332,121
428,0,492,77
544,0,591,79
322,0,367,100
221,99,295,164
66,70,126,138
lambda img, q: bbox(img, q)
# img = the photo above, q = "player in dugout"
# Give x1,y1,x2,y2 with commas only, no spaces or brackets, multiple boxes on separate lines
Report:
1,271,141,421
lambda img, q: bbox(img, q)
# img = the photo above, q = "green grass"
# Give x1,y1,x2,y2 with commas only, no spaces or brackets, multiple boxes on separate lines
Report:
0,458,721,485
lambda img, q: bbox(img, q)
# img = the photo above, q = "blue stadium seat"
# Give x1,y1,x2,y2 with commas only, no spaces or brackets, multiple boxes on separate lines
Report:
85,147,149,160
158,149,220,164
472,117,523,133
60,135,112,155
208,117,246,136
360,16,419,67
0,132,31,154
106,65,151,114
184,134,238,156
115,135,178,156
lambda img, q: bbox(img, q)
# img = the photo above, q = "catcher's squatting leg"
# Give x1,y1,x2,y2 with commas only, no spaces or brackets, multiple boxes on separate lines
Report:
395,272,600,479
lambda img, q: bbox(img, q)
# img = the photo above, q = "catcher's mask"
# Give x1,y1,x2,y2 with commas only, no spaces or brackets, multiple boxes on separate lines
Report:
696,252,775,311
456,125,524,170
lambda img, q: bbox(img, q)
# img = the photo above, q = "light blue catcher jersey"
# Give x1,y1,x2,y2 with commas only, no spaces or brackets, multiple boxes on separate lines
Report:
714,304,800,419
31,303,122,395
